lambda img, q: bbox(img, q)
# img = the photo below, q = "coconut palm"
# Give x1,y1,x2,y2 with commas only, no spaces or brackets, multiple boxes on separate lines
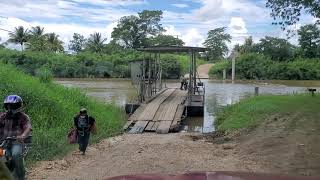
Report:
7,26,29,51
46,33,64,53
86,32,107,53
29,26,45,37
27,26,46,51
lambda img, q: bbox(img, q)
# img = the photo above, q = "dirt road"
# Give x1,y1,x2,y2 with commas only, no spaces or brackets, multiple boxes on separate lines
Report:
197,64,213,79
184,63,213,79
28,112,320,179
28,133,262,180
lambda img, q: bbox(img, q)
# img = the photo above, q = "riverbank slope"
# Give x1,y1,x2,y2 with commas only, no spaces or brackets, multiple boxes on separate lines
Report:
0,63,124,164
215,94,320,176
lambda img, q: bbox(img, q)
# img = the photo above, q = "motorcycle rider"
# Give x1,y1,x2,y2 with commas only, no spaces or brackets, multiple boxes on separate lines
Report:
0,95,32,180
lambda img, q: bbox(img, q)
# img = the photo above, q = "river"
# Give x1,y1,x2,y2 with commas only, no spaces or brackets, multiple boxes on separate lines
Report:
56,79,320,133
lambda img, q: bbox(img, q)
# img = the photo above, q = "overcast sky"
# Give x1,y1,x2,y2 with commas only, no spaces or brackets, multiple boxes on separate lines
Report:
0,0,317,49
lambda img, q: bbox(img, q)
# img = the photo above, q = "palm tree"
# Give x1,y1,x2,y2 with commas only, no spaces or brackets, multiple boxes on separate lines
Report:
29,26,45,37
46,33,64,53
7,26,29,51
27,26,46,51
86,32,107,54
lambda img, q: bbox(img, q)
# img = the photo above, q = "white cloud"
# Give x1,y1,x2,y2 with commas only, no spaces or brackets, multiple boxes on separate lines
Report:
164,25,204,46
228,17,248,36
71,0,147,6
172,3,189,8
0,0,136,23
191,0,270,23
227,17,249,51
57,1,77,9
182,28,205,46
0,17,117,49
164,25,182,37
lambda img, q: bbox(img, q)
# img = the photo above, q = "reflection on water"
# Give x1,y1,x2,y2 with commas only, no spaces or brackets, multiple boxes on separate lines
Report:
56,78,320,133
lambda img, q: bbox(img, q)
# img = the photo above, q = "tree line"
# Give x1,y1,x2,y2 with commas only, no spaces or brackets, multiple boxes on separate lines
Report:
208,24,320,80
1,0,319,80
208,0,320,80
0,10,190,79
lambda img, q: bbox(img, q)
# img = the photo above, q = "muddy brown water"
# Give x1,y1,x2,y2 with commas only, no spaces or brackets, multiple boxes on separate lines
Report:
56,78,320,133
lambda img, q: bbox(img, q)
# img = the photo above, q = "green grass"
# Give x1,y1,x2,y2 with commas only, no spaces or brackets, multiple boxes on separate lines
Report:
0,63,125,164
216,94,320,131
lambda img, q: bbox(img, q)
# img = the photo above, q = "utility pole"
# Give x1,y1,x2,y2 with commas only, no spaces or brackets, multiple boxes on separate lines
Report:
231,51,238,82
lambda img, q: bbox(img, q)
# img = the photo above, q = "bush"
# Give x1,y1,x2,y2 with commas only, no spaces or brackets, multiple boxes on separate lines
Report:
209,53,320,80
0,48,196,79
208,60,231,78
235,53,272,79
161,57,182,79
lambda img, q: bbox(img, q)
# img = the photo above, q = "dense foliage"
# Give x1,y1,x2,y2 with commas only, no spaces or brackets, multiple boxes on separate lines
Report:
0,63,124,163
146,34,184,46
298,24,320,58
210,24,320,81
111,10,165,49
0,48,196,79
203,27,231,61
266,0,319,31
210,53,320,80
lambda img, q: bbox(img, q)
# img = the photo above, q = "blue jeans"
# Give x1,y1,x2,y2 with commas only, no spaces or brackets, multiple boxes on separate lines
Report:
11,144,25,180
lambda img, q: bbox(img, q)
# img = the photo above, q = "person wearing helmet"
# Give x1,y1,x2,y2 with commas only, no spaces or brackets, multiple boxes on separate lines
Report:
74,108,96,155
0,95,32,180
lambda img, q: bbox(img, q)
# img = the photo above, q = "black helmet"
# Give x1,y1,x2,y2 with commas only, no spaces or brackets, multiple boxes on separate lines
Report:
3,95,23,114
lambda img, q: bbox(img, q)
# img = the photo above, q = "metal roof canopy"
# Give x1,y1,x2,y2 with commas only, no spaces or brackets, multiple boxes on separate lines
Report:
138,46,208,53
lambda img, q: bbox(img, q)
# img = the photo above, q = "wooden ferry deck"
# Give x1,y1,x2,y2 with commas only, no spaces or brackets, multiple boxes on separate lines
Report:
123,88,188,134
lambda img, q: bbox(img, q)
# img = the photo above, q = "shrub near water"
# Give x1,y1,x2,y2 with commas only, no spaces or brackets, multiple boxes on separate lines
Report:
0,63,124,163
209,53,320,80
0,48,205,79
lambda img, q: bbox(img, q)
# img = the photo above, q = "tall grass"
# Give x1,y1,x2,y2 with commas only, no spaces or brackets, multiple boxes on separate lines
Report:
0,63,125,163
215,94,320,131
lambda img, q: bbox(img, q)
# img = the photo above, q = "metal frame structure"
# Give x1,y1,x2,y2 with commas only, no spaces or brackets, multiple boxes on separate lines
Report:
132,46,208,104
129,53,162,103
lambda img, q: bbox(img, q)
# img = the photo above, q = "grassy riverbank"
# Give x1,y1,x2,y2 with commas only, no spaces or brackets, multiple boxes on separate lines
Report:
215,93,320,176
216,94,320,131
0,63,125,164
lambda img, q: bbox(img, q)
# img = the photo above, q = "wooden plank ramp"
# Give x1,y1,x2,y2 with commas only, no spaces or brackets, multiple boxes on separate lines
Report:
170,104,186,132
124,88,187,134
155,90,187,134
125,89,175,133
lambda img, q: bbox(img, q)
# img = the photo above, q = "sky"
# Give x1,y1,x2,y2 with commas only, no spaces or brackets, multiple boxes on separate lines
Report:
0,0,317,50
